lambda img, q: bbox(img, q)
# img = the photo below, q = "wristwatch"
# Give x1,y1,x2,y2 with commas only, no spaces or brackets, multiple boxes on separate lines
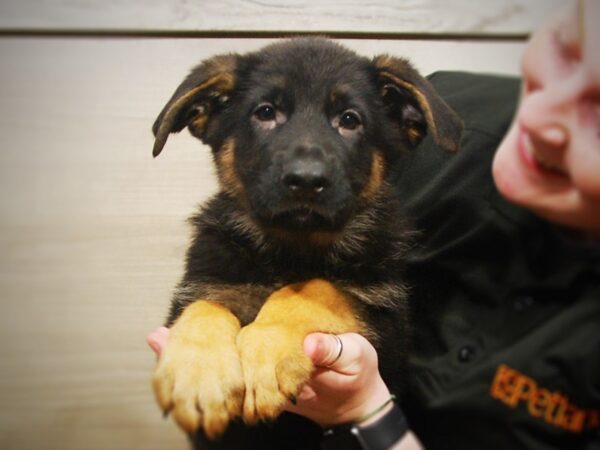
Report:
321,402,409,450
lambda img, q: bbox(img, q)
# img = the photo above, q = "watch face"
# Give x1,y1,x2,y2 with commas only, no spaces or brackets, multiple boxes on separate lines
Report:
321,425,364,450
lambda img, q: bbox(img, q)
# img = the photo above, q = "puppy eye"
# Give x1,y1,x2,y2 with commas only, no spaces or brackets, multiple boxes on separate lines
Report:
339,110,362,130
254,103,277,122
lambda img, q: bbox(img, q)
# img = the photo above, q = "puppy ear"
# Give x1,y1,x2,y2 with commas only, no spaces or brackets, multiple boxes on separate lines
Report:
152,54,237,158
373,55,463,152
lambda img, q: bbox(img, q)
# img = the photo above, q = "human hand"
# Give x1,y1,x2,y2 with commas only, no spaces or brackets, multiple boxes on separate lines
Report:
285,332,392,427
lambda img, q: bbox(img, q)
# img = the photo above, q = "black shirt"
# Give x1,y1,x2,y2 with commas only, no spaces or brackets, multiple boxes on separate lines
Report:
393,72,600,450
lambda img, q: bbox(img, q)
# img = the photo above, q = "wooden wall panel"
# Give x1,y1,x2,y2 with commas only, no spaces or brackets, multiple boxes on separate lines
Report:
0,0,563,36
0,35,524,450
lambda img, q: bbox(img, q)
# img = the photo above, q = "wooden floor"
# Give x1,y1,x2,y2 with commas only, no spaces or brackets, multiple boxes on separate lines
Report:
0,1,563,448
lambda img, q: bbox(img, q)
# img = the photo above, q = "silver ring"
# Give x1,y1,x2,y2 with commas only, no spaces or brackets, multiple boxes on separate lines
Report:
328,334,344,367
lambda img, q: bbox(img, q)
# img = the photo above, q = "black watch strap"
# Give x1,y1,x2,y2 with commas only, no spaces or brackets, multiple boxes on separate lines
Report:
352,402,408,449
321,403,409,450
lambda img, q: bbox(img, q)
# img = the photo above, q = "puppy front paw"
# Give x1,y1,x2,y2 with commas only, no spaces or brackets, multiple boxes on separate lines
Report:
237,322,313,424
151,301,244,439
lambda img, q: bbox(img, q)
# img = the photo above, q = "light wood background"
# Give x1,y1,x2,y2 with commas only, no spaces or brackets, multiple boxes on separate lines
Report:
0,1,563,449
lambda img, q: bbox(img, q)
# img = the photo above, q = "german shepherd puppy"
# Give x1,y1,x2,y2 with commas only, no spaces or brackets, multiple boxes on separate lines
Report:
151,37,461,449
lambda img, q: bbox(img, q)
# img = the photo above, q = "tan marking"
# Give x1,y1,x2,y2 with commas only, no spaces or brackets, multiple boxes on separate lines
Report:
360,150,385,201
216,139,246,201
260,279,364,333
406,126,424,146
268,75,287,92
152,300,244,438
190,115,208,134
237,279,364,424
209,55,237,77
330,84,351,103
373,54,396,71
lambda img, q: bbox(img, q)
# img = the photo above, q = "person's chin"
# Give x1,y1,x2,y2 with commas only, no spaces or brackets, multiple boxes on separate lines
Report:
493,124,565,209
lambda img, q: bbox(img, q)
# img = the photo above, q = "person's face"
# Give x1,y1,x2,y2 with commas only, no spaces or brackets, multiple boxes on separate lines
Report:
492,0,600,238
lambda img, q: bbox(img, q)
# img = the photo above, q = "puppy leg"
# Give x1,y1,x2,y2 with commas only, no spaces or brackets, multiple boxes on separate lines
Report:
236,279,363,424
152,301,244,439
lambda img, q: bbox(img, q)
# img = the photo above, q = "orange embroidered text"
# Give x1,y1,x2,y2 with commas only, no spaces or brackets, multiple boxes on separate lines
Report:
490,364,599,433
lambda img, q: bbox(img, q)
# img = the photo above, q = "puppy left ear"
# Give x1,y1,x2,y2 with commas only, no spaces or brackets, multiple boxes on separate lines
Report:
373,55,463,152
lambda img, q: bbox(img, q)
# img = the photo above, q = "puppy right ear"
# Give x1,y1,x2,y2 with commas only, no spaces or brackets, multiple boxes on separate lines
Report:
373,55,462,153
152,54,237,158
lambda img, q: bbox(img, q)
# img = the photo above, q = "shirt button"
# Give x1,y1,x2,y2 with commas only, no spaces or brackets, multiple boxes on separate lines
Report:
457,345,476,363
513,294,535,311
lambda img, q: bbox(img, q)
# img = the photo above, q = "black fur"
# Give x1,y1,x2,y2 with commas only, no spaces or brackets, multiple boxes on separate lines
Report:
153,37,462,450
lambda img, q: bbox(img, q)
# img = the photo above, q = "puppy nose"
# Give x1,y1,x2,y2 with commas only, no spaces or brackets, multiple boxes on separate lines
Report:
281,160,331,197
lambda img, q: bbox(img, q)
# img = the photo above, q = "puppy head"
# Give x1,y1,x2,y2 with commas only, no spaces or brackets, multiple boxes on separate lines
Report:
152,38,462,239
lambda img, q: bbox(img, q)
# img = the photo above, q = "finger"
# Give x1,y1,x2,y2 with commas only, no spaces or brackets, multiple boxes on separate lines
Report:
147,326,170,355
283,383,317,415
304,333,364,374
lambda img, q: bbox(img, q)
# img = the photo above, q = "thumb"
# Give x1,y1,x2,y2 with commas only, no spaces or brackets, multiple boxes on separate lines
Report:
304,333,362,374
146,326,169,356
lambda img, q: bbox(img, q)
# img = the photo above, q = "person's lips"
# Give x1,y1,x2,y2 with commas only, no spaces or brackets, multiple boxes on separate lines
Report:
518,128,568,178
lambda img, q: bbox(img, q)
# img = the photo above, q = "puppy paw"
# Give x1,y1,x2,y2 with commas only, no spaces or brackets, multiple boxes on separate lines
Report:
151,301,244,439
237,322,313,424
